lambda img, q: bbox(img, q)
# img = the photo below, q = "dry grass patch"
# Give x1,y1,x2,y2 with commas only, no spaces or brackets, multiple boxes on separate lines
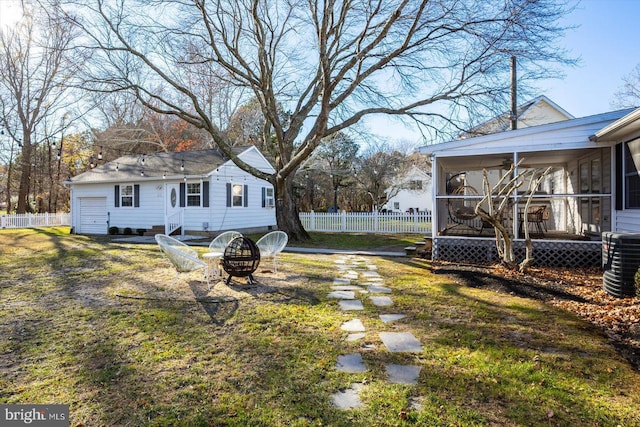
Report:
0,228,639,426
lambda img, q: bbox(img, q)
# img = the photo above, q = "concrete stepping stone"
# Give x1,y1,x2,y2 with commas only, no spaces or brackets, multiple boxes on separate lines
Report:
346,333,366,341
339,300,364,311
379,314,406,324
333,278,351,285
331,383,365,410
336,353,368,373
341,318,366,332
343,272,359,280
386,364,421,385
328,290,356,299
370,296,393,306
367,285,392,294
366,265,378,270
380,332,423,353
332,285,364,291
362,271,381,278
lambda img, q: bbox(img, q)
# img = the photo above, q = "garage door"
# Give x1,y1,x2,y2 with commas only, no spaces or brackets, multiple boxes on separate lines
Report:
78,197,107,234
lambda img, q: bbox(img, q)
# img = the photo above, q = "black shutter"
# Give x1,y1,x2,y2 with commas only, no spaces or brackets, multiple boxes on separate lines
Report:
180,183,186,207
114,185,120,207
202,181,209,207
244,184,249,207
615,143,623,211
262,187,266,208
226,183,231,207
134,184,140,207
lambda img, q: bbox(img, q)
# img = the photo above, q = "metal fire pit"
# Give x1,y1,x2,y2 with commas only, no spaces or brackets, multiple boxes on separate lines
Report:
222,236,261,285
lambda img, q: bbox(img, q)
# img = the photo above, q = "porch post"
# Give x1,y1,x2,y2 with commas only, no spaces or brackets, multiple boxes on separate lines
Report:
512,151,519,238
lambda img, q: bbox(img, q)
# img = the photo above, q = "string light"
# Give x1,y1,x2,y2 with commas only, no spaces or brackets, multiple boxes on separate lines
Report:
141,154,145,165
98,147,103,160
183,175,187,181
180,159,185,171
115,163,119,172
89,157,95,168
56,150,61,160
140,169,145,177
162,171,166,179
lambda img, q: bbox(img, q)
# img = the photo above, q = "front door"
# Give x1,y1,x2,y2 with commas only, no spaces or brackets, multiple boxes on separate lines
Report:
166,183,180,218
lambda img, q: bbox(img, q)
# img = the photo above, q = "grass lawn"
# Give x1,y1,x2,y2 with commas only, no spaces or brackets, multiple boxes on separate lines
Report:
1,227,639,426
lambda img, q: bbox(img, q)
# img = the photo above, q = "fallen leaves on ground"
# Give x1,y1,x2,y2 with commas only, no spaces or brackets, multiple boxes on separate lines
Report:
434,261,640,370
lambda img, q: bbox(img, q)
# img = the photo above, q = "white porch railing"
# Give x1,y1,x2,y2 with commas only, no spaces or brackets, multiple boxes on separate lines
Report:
1,213,71,229
165,210,184,236
299,211,432,234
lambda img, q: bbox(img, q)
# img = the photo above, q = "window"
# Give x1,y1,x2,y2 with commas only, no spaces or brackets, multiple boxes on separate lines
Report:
186,183,201,207
121,184,133,207
625,139,640,208
393,202,400,210
409,180,423,191
232,184,244,207
263,187,274,208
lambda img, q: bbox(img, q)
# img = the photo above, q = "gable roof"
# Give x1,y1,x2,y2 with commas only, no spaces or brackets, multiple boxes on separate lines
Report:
67,146,254,184
461,95,574,138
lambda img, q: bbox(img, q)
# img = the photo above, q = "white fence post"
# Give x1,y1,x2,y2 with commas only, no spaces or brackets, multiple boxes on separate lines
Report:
341,210,346,232
310,210,315,231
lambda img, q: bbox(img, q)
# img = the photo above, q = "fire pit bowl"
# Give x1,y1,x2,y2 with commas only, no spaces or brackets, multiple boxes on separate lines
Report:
222,236,261,285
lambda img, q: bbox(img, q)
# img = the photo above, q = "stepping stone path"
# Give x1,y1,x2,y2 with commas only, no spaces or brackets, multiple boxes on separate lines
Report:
327,254,424,411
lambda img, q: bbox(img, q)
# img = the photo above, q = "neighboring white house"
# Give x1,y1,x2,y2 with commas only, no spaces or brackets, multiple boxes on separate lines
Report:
461,95,574,138
65,146,277,235
418,106,640,267
382,165,433,213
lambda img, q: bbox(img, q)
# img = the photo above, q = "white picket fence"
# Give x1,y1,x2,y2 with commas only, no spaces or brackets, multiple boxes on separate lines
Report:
299,210,432,234
0,212,71,229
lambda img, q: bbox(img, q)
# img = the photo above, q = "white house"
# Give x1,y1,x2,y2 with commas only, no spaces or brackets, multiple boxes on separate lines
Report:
382,165,433,213
418,106,640,267
461,95,574,138
65,146,277,235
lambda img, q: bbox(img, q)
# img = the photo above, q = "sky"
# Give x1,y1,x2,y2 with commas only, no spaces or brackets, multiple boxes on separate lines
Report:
539,0,640,118
1,0,639,145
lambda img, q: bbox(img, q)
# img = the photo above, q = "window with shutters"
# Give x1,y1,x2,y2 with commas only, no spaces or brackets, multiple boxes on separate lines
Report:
232,184,244,207
120,184,134,207
186,183,201,207
265,188,274,208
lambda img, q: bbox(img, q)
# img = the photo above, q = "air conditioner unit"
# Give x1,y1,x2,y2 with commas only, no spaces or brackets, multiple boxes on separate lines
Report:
602,232,640,298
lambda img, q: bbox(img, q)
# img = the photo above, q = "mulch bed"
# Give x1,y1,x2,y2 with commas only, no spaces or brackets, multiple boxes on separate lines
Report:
431,261,640,371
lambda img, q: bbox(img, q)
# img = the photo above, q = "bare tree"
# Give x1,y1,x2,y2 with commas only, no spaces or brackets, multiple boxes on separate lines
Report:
62,0,574,240
474,161,551,272
613,63,640,109
0,4,82,213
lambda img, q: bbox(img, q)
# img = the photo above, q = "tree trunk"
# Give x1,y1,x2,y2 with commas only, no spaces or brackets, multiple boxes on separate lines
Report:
275,175,310,242
16,142,32,214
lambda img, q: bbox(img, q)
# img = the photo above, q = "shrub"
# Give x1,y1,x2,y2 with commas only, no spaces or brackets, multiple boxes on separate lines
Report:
136,228,146,236
123,227,133,235
108,226,119,235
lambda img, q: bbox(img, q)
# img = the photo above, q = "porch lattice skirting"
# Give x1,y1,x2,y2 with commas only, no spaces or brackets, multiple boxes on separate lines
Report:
433,237,602,268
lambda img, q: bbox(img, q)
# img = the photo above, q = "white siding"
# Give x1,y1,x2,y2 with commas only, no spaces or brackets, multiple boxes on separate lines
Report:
615,210,640,232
